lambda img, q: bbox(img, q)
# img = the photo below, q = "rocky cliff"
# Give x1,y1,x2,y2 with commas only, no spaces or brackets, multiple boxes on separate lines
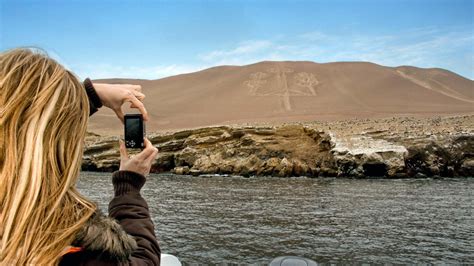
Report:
82,116,474,178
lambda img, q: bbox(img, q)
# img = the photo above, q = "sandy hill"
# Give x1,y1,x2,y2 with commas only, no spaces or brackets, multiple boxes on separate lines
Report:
88,61,474,135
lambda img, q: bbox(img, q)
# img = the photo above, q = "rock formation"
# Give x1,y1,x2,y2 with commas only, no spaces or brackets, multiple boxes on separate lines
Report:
82,116,474,178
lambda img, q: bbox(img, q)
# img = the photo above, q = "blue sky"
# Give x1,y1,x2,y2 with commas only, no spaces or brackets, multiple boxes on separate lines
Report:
1,0,473,79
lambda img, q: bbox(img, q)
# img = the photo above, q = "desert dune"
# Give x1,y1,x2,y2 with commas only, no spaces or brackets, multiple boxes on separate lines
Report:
88,61,474,135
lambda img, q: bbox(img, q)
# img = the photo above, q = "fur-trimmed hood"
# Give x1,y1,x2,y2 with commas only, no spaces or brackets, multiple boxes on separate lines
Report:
71,211,138,261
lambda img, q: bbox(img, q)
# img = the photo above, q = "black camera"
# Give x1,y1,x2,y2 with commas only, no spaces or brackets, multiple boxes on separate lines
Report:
124,114,145,149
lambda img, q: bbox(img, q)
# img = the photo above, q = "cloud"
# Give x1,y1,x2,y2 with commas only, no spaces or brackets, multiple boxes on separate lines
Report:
324,29,474,69
198,40,273,62
72,63,207,80
73,40,276,80
70,26,474,80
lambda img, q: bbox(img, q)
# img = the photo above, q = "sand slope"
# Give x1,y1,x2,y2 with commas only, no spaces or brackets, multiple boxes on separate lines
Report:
88,61,473,135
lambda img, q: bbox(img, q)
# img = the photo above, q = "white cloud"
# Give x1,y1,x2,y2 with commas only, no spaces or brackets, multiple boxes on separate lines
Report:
70,27,474,80
198,40,273,62
72,63,208,80
326,30,474,69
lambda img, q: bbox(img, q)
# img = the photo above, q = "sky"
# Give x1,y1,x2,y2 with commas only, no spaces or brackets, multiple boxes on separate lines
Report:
0,0,473,80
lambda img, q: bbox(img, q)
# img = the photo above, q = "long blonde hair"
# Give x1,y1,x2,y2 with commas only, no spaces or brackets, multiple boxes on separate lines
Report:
0,48,97,264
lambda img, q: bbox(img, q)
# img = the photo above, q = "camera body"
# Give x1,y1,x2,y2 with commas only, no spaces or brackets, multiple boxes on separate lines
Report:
124,114,145,149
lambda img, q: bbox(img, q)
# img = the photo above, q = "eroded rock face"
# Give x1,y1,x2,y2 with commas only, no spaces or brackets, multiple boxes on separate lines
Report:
405,135,474,177
330,134,408,177
82,135,120,172
82,123,474,178
83,125,335,177
166,125,334,177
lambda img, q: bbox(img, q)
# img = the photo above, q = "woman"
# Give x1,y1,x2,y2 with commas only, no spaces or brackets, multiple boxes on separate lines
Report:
0,48,160,265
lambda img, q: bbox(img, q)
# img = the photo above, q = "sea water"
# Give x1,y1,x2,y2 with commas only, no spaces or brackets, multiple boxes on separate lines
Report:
78,172,474,264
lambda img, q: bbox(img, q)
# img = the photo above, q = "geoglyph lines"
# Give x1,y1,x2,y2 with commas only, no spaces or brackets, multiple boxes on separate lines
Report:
277,65,292,111
429,78,474,103
244,66,320,111
244,72,269,95
396,70,474,104
294,72,319,96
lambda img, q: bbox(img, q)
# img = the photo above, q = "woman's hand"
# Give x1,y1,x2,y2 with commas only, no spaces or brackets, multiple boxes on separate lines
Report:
93,82,149,123
119,138,158,176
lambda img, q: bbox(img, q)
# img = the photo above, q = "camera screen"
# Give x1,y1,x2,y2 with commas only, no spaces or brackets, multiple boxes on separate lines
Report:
125,117,142,147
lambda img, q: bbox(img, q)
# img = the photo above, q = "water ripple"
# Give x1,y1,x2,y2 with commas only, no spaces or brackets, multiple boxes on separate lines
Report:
78,173,474,264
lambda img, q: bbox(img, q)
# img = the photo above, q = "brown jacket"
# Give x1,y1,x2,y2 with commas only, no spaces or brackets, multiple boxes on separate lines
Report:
59,80,161,265
60,171,161,265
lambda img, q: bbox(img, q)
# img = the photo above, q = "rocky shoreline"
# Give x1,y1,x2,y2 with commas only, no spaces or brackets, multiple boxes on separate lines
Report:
82,115,474,178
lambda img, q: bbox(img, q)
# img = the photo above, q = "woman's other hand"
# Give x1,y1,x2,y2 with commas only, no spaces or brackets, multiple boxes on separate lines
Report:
93,82,149,123
119,138,158,176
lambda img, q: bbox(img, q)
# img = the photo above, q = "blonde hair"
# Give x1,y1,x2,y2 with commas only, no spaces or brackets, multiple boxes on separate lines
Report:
0,48,96,264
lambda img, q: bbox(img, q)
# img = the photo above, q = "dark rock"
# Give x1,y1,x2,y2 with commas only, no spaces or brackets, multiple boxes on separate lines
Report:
363,163,388,177
82,124,473,178
155,152,175,171
155,139,185,152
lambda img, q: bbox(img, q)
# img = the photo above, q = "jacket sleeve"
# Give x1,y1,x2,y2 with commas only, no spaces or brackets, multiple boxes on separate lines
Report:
83,78,103,116
108,171,161,265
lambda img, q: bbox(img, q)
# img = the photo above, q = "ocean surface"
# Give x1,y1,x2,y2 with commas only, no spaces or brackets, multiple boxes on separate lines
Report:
77,172,473,264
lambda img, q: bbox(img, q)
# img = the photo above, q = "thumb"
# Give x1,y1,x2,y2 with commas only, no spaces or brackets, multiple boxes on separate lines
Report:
119,139,128,160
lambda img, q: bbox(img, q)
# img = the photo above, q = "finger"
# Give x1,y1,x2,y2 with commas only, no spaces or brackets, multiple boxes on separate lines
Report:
135,95,145,102
130,94,145,108
114,108,125,124
145,148,159,165
135,148,154,162
128,95,149,121
134,91,145,100
135,139,155,160
144,138,154,148
129,101,143,108
144,138,158,156
119,140,128,160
